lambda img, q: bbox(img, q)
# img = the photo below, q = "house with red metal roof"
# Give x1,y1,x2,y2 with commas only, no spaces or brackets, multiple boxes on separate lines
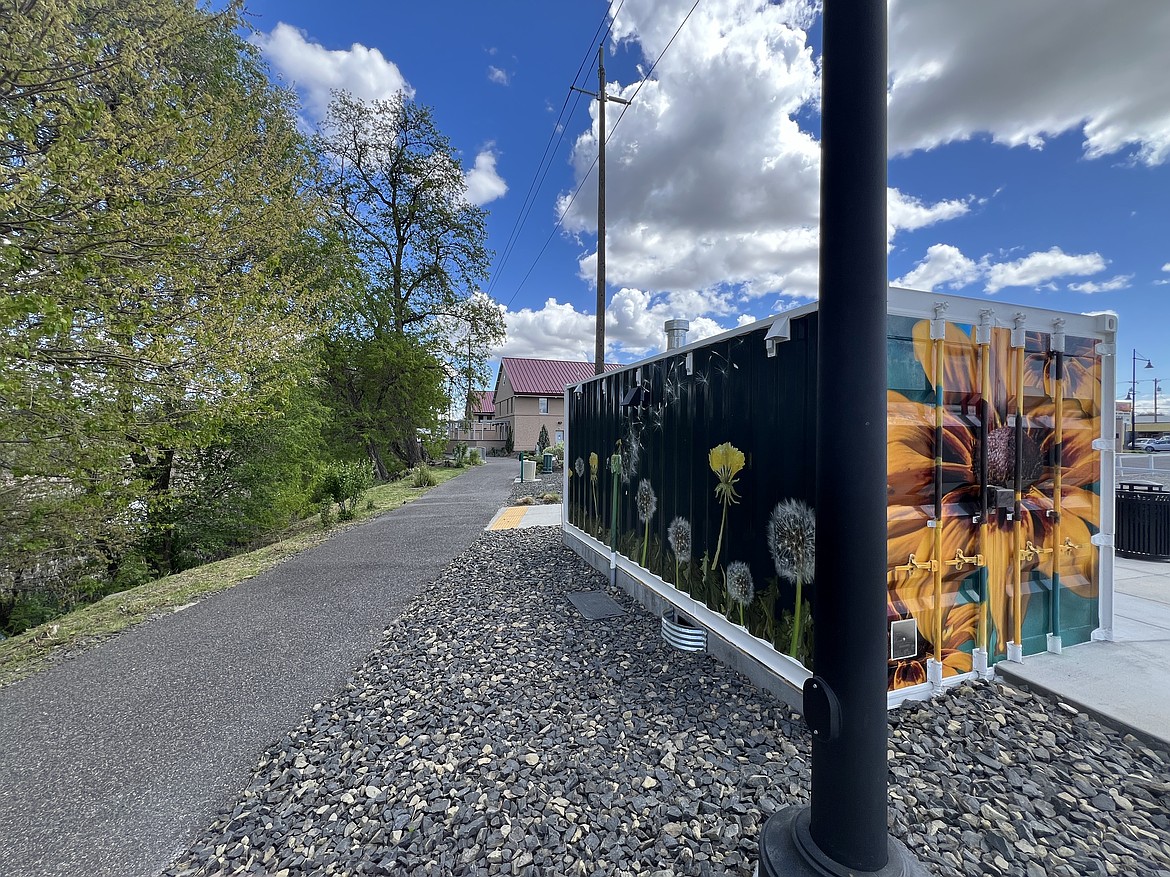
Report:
493,357,622,452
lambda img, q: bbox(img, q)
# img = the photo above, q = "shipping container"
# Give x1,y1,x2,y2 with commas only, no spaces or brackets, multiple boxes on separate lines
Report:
562,287,1118,707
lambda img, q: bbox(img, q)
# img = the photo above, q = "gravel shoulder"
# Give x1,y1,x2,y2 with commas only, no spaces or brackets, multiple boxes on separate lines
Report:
508,469,563,504
165,527,1170,877
0,458,516,877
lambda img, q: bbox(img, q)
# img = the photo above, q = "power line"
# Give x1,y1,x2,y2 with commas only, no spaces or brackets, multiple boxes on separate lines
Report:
501,0,701,309
486,0,626,300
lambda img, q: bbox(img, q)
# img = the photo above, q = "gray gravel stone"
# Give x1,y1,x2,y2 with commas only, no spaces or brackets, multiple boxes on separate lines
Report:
165,528,1170,877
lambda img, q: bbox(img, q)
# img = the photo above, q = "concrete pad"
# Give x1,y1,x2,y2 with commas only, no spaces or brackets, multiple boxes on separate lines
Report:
998,638,1170,748
1115,593,1170,635
485,504,563,530
516,504,562,528
997,555,1170,749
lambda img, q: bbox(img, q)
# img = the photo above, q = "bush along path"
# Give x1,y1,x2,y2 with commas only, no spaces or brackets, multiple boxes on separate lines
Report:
0,458,516,877
165,528,1170,877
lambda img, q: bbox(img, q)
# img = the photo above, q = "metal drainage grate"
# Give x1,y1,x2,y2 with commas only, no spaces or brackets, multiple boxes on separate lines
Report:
567,590,625,621
661,608,706,652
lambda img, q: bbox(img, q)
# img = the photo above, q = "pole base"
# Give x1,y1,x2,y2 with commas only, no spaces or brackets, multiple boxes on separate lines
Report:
1046,633,1063,655
1006,641,1024,663
757,807,930,877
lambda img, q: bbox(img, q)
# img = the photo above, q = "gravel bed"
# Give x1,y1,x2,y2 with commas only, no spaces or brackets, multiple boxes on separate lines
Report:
165,528,1170,877
507,470,563,504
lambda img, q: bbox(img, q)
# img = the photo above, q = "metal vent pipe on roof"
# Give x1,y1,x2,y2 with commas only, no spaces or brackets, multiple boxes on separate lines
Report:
664,319,690,350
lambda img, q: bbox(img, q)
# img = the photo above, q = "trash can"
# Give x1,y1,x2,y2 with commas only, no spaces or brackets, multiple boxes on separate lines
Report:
1116,484,1170,559
542,451,554,474
521,458,537,482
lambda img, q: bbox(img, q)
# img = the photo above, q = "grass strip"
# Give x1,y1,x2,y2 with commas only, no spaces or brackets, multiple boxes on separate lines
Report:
0,466,468,689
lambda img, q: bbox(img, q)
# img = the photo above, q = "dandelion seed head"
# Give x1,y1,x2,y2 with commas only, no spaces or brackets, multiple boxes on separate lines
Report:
725,561,754,607
635,479,657,523
575,457,585,478
667,516,691,563
768,499,816,583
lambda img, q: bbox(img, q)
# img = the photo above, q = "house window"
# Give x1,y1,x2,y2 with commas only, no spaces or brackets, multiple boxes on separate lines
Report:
539,397,548,414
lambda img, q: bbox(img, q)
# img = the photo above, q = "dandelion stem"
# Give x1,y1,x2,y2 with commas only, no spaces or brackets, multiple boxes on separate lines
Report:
789,574,804,657
641,518,650,568
712,501,728,571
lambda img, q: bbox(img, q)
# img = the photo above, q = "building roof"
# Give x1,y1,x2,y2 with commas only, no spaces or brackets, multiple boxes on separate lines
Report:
470,389,495,415
500,357,623,396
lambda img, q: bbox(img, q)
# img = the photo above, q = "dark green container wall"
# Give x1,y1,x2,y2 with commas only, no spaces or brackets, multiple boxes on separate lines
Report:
565,315,819,641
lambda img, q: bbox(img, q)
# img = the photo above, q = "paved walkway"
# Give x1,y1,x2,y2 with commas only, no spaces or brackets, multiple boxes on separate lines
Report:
0,459,516,877
998,555,1170,749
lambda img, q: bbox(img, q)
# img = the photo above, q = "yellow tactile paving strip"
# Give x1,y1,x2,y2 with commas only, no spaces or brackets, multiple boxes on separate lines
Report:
487,506,528,530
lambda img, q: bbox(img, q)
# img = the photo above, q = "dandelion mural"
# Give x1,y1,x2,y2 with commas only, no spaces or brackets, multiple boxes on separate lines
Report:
574,457,584,478
708,442,745,571
725,561,754,627
768,499,816,660
636,479,657,568
667,516,692,591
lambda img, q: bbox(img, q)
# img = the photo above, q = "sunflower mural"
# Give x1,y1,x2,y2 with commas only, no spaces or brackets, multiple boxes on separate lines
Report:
886,317,1101,690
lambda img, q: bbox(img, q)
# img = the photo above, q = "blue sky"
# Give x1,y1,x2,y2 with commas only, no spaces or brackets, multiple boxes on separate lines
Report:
240,0,1170,412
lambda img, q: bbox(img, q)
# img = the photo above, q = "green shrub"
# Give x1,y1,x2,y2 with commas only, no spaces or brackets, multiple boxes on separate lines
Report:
541,492,561,504
2,593,62,637
468,448,482,465
453,443,468,465
410,464,439,488
313,460,372,520
318,500,335,530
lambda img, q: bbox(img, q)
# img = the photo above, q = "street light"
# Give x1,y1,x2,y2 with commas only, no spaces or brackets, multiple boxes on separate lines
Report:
1131,349,1153,448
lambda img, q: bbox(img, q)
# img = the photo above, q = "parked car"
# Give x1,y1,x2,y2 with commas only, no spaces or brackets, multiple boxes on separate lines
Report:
1141,436,1170,452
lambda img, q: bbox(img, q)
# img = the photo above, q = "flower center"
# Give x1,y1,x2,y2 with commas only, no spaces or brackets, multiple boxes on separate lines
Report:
985,426,1043,489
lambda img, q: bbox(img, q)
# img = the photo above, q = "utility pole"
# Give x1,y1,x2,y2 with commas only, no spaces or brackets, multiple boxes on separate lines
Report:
572,45,629,376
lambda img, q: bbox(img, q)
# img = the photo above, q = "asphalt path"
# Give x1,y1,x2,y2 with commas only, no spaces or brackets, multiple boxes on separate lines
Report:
0,458,517,877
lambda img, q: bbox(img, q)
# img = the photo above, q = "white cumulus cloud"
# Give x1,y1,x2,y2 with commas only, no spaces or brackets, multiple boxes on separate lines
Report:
555,1,976,306
888,0,1170,165
887,188,971,243
487,66,510,85
984,247,1106,293
253,23,413,120
895,244,980,292
496,287,738,362
1067,274,1133,294
464,149,508,206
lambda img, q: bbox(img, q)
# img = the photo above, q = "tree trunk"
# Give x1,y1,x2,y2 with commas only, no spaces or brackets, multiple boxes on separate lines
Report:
393,434,424,467
367,441,391,481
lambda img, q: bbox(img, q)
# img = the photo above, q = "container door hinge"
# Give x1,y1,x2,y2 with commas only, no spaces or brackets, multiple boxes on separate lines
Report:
1092,438,1114,452
1091,533,1113,548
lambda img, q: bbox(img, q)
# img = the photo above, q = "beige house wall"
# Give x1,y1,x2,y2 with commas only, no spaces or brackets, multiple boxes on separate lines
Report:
492,368,570,452
510,395,566,452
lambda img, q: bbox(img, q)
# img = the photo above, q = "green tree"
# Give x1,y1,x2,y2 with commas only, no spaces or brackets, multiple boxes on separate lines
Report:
538,425,551,452
0,0,333,610
314,91,505,469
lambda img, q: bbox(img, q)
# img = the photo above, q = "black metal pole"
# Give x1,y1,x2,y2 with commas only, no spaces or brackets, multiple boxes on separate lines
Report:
809,0,890,866
759,2,925,874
